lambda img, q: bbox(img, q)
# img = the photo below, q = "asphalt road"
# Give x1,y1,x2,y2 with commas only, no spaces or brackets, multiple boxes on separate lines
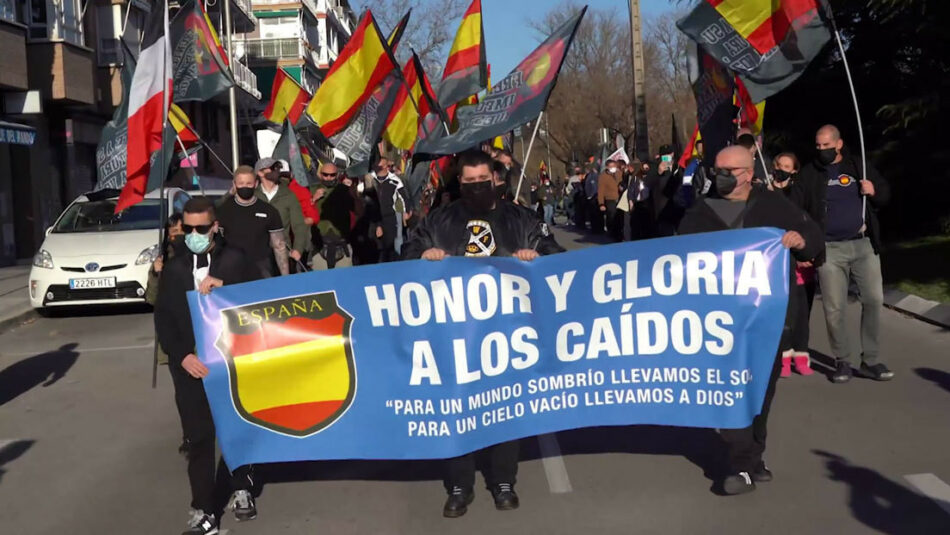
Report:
1,226,949,535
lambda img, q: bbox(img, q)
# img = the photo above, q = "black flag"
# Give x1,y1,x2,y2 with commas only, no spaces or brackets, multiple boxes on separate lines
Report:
416,8,586,156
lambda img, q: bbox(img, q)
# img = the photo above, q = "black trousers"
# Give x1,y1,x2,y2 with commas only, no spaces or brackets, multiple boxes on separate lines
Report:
444,440,519,491
604,200,620,241
787,282,810,351
378,217,399,263
720,346,784,474
169,364,252,513
587,198,604,234
630,201,655,240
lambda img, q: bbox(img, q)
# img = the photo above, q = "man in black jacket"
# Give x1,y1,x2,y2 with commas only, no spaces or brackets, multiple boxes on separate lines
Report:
679,146,824,496
645,144,687,237
154,198,257,535
797,125,893,383
373,157,410,262
402,150,564,518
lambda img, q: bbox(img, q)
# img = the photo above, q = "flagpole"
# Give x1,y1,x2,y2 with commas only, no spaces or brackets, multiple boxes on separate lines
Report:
223,0,239,169
515,111,544,202
176,135,206,196
153,0,171,390
832,28,868,220
544,112,552,176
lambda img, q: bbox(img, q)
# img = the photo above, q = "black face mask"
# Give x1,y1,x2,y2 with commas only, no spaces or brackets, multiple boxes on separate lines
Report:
817,148,838,166
460,181,496,213
714,168,739,196
773,169,794,183
236,186,256,201
494,183,508,200
321,179,338,188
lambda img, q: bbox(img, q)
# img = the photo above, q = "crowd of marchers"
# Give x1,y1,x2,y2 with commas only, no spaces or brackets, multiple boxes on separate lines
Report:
147,124,892,535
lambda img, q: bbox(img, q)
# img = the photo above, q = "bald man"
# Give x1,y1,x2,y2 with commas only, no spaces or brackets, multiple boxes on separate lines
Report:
797,125,892,383
678,145,823,496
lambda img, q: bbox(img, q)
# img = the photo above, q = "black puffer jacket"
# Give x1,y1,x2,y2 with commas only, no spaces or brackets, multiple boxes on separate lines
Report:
402,199,565,259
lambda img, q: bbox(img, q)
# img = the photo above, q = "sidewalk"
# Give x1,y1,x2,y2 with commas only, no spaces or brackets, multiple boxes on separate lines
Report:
0,264,35,331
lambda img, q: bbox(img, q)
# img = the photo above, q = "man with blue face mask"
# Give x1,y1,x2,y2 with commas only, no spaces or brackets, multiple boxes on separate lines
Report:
154,198,259,535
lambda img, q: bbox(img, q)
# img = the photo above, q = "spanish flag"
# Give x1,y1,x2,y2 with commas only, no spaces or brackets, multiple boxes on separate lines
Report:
388,9,410,47
384,53,439,150
169,103,198,146
678,125,702,168
734,75,765,135
437,0,487,108
677,0,830,102
305,11,396,138
262,69,310,126
223,311,354,434
199,0,228,67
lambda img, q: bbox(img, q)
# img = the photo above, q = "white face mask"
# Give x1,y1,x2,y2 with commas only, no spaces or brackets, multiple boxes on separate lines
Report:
607,167,617,174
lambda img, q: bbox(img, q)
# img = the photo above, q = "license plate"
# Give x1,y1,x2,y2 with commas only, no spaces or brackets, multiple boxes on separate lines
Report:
69,277,116,289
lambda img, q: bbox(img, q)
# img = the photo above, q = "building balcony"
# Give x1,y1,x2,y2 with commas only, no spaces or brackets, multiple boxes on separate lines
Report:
241,37,319,68
251,0,319,18
0,20,29,90
27,40,94,105
327,5,354,36
231,55,262,100
206,0,257,33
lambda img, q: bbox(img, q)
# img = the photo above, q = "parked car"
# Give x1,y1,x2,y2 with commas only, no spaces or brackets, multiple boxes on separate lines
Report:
28,188,191,310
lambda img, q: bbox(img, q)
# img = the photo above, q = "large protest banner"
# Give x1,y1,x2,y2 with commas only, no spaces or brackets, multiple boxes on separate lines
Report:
189,228,789,469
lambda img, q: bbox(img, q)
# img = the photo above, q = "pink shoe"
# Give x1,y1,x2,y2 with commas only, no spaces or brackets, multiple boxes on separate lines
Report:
793,351,814,376
780,351,793,378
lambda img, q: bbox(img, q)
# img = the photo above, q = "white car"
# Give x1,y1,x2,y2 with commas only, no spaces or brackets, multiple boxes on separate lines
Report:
29,188,192,310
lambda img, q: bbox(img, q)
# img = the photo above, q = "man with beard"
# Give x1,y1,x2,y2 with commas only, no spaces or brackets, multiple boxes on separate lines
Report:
402,150,564,518
311,162,359,269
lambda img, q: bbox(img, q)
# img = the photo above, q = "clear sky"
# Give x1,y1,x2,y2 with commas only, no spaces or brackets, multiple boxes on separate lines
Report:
481,0,676,78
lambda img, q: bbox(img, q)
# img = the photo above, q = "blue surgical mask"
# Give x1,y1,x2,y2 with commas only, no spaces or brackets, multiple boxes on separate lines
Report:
185,232,212,254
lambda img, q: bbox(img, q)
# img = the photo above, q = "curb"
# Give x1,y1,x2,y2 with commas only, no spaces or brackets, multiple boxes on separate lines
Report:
883,287,950,329
0,306,38,333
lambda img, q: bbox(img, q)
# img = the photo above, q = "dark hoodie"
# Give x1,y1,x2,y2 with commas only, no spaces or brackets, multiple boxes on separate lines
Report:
796,147,890,265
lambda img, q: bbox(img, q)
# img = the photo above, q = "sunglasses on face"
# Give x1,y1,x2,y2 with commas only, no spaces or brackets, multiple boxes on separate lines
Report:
182,223,214,234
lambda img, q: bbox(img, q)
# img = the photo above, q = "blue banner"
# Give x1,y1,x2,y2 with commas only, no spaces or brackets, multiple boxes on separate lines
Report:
189,228,789,469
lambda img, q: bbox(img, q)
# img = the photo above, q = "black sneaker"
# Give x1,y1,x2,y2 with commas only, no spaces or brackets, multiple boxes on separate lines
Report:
832,360,853,383
856,363,895,381
228,489,257,522
490,482,520,511
443,486,475,518
722,472,756,495
183,510,218,535
752,461,773,483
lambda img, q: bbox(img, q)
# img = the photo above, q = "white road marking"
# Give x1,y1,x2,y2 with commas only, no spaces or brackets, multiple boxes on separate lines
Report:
537,433,573,494
904,473,950,516
0,342,153,358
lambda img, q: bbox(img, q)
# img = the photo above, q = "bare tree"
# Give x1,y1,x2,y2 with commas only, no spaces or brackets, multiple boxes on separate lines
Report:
643,12,695,154
353,0,467,78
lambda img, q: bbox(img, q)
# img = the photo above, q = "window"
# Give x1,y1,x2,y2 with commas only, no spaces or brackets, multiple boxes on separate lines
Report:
95,4,118,65
20,0,84,44
0,0,17,23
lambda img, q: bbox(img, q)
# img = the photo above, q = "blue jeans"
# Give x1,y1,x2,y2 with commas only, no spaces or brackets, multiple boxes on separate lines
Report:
817,238,884,367
543,204,554,225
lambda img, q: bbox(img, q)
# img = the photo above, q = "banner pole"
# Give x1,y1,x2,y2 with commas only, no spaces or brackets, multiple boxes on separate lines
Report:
176,135,206,196
515,111,544,203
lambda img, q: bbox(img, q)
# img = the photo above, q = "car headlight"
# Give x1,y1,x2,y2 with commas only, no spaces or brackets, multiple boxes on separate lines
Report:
135,244,161,265
33,249,54,269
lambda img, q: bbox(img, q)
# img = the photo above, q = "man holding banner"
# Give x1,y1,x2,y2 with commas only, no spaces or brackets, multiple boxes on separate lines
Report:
402,150,564,517
678,146,823,495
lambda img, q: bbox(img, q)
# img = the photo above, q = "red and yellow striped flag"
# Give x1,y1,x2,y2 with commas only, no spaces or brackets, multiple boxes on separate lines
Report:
305,11,396,138
263,69,311,126
437,0,487,108
199,0,228,67
734,76,765,135
384,53,438,149
169,103,198,146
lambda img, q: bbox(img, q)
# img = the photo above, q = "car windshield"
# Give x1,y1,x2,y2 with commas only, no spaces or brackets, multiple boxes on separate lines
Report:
52,200,161,233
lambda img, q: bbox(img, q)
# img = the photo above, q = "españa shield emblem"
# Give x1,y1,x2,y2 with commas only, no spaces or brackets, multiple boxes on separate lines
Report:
216,292,356,437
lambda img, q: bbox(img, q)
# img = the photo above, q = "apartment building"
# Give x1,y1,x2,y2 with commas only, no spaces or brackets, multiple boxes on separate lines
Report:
0,0,262,266
238,0,356,108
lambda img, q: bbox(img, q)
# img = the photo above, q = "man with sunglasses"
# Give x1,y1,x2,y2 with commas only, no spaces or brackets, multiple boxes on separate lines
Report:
311,162,359,269
678,146,823,497
154,198,258,534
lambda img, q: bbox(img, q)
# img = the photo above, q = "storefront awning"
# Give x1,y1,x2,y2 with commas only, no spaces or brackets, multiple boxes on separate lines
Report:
0,121,36,146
